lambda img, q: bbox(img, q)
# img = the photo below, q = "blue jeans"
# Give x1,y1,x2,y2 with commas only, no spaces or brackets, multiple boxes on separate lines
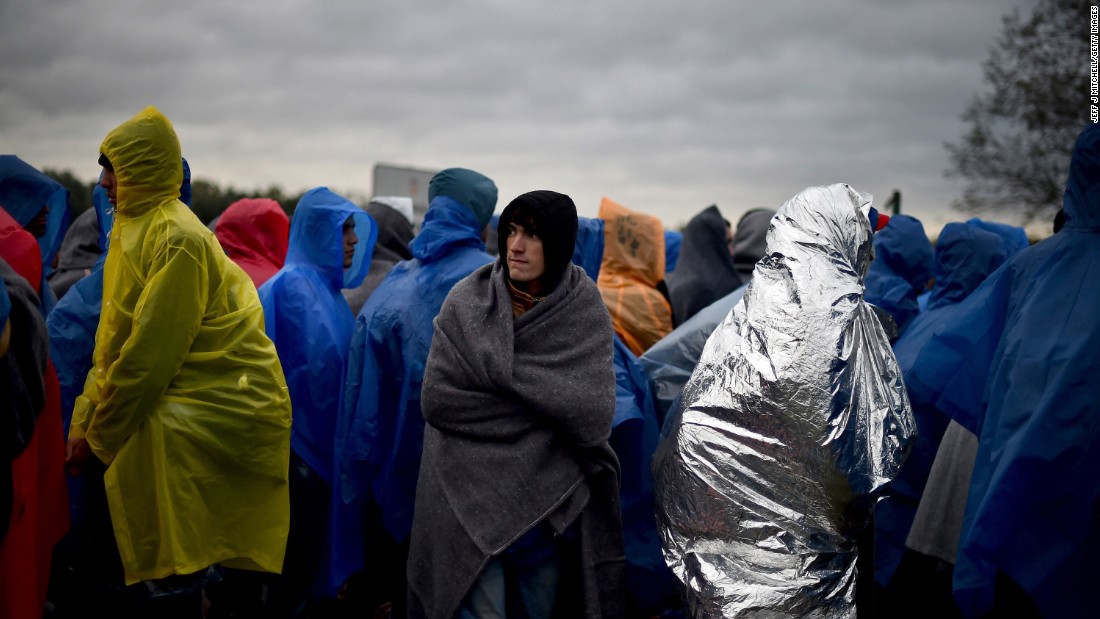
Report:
456,539,561,619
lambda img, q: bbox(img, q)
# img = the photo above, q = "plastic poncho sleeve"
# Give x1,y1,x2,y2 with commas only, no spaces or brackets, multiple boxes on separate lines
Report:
73,241,206,464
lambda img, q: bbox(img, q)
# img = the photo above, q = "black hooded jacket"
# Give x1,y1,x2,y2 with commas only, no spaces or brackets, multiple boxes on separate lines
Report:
48,208,102,300
666,205,741,326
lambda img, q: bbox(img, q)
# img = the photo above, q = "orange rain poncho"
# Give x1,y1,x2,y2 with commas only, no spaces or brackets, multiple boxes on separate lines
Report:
69,106,292,584
596,197,673,356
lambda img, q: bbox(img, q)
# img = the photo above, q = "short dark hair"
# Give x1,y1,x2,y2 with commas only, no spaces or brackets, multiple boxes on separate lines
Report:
505,202,540,237
98,153,114,172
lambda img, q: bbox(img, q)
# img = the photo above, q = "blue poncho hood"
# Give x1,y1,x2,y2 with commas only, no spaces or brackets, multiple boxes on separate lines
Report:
410,195,489,262
863,213,933,332
925,222,1012,311
0,155,71,313
965,218,1029,253
0,155,70,275
1062,123,1100,230
285,187,377,290
427,167,497,231
873,214,935,290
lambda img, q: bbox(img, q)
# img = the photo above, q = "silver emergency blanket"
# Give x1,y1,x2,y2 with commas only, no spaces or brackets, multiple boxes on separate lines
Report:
652,184,915,618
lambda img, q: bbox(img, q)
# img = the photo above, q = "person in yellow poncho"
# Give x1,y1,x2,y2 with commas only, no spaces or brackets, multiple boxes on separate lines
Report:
64,106,292,615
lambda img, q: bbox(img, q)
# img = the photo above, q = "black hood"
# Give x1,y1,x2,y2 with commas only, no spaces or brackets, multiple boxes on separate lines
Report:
365,200,414,263
497,190,578,294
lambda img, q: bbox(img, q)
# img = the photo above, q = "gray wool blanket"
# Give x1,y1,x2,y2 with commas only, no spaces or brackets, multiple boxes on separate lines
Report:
408,261,625,619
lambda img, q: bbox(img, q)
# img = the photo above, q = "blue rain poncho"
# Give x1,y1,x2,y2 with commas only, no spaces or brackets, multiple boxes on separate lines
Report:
0,155,71,315
903,124,1100,618
873,221,1011,587
574,217,678,613
331,188,496,592
863,214,933,334
258,188,376,486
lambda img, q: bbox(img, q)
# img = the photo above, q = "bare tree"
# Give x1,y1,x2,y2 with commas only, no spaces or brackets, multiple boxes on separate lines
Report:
945,0,1090,225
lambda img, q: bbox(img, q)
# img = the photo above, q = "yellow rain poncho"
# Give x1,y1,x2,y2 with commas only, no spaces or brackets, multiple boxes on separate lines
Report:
69,106,292,584
596,197,673,356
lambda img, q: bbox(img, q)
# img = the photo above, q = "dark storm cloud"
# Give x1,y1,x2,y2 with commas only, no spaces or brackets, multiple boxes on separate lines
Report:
1,0,1037,230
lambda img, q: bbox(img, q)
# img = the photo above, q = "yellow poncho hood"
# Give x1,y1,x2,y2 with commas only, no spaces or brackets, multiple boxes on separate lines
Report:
100,106,184,217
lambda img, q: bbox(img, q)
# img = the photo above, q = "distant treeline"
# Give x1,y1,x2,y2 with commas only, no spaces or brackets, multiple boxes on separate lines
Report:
43,168,306,226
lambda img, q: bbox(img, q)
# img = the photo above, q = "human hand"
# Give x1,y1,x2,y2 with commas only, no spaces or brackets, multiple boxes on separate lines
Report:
65,437,92,477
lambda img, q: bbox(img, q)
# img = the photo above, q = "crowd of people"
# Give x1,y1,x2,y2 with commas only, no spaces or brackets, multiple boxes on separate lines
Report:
0,105,1095,619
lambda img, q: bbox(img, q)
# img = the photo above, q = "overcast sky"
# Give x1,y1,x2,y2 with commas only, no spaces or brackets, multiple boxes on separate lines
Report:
1,0,1037,233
